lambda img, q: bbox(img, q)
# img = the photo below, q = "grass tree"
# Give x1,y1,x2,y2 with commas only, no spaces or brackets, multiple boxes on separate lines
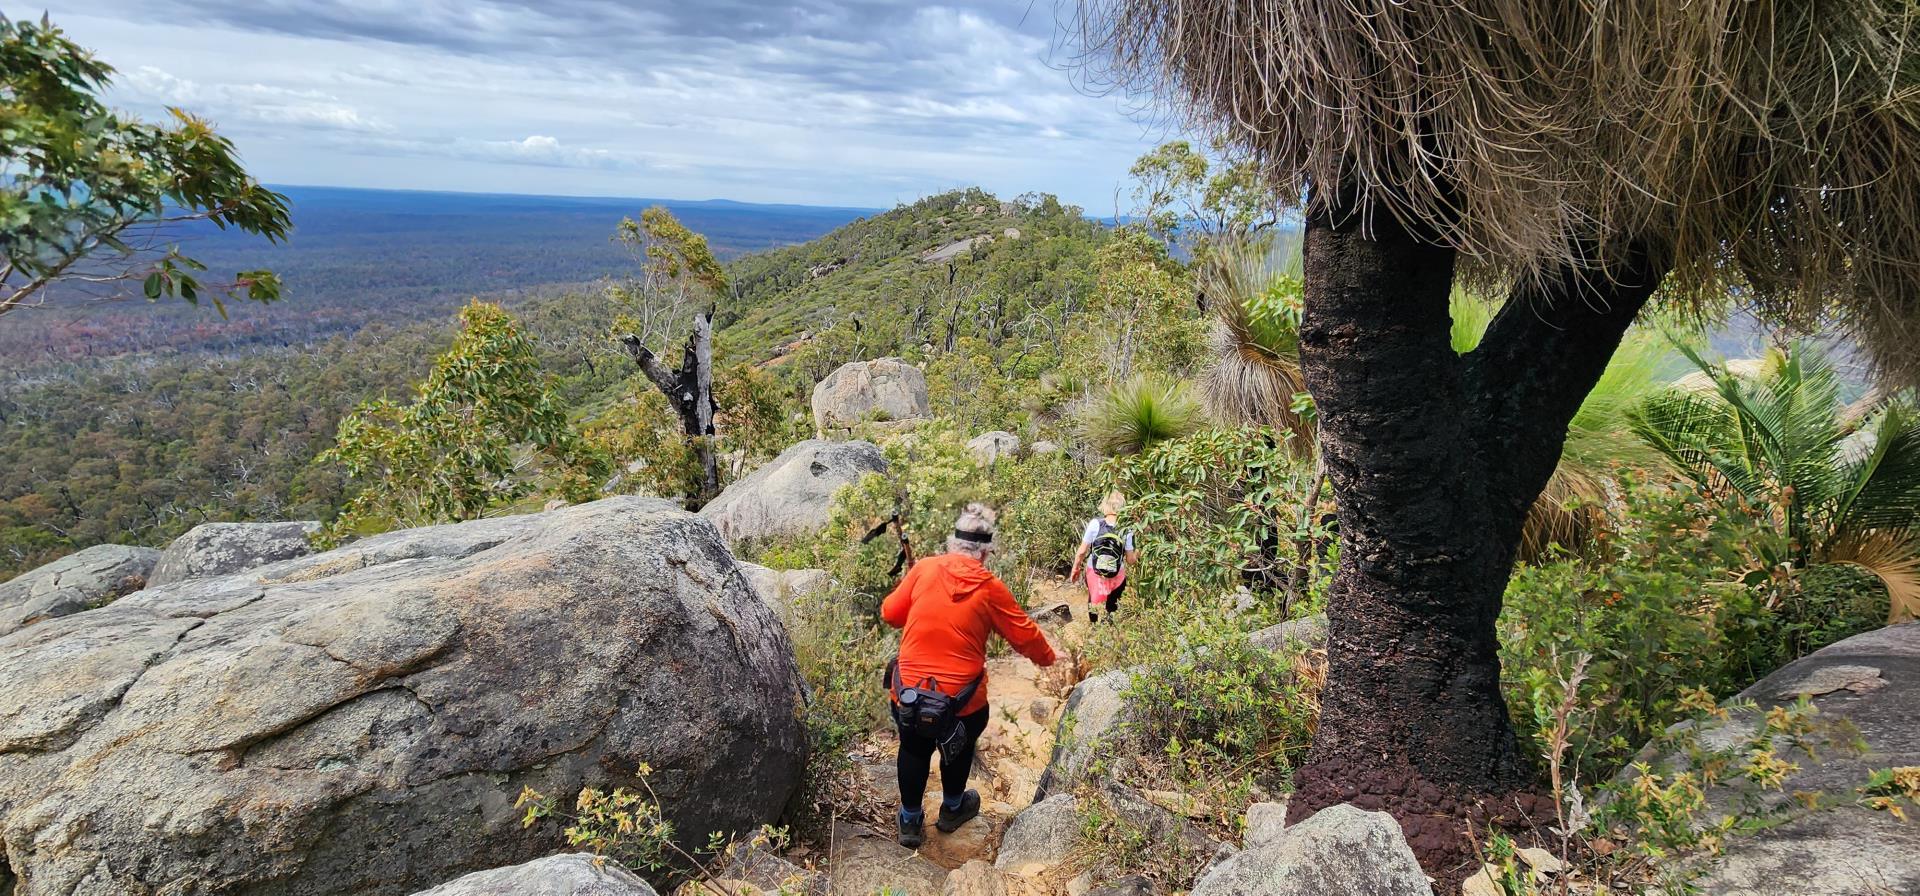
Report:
1080,375,1204,456
1074,0,1920,874
1195,237,1313,450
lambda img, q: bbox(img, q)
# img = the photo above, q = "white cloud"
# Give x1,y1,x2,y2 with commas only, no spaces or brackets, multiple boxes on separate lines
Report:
53,1,1171,208
121,66,390,133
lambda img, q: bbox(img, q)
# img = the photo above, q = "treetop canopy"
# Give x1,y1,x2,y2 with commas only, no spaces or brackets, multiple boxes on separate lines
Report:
1074,0,1920,384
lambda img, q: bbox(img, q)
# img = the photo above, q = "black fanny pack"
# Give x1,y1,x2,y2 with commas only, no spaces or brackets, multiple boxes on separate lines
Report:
886,657,982,764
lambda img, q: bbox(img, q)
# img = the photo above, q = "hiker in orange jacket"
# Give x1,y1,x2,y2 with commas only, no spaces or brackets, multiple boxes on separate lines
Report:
881,502,1057,849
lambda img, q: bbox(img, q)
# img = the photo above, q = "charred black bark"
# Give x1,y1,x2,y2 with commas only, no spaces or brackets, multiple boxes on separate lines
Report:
1286,201,1667,878
623,310,719,510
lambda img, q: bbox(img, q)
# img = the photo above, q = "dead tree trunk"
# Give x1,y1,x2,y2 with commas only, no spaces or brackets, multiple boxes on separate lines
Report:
623,309,719,510
1285,194,1667,880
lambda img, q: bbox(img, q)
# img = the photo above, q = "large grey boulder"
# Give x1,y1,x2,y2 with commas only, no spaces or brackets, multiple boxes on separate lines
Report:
811,358,929,432
1189,804,1429,896
0,544,159,636
736,563,830,609
148,520,320,586
995,794,1083,875
967,431,1021,467
0,497,807,896
700,440,885,545
1660,623,1920,895
1033,669,1134,801
409,854,658,896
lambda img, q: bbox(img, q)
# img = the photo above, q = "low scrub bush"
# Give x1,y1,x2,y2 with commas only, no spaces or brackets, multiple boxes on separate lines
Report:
1102,426,1330,616
1117,615,1320,814
1500,471,1891,785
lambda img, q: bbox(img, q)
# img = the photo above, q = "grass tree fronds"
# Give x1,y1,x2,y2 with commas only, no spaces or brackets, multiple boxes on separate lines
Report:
1082,374,1205,456
1448,290,1499,356
1517,469,1608,565
1560,332,1675,475
1832,403,1920,537
1196,237,1314,448
1515,330,1673,561
1824,532,1920,624
1073,0,1920,388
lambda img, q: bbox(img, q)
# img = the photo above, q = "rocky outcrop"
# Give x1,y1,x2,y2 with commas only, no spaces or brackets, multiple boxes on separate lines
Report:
0,497,807,896
1242,801,1289,848
0,544,159,636
1655,623,1920,895
968,432,1021,467
1189,804,1429,896
1033,669,1133,801
710,841,829,896
812,359,929,432
700,440,885,545
148,520,320,586
828,821,946,896
995,794,1082,876
409,854,658,896
737,564,830,612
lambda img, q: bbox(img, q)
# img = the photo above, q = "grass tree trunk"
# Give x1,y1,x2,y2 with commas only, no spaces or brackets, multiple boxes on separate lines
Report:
1287,197,1665,877
626,310,719,510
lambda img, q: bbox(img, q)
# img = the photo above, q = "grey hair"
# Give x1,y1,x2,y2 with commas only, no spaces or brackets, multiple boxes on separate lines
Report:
946,502,998,561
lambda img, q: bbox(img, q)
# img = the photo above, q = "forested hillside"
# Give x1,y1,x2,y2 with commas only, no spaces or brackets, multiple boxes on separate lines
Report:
0,187,872,363
0,189,1109,576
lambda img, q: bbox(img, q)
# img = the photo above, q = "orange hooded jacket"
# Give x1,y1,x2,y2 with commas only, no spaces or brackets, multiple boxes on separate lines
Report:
881,552,1056,716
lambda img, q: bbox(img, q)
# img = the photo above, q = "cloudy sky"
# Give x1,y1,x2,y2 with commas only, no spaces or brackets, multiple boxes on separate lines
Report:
49,0,1174,210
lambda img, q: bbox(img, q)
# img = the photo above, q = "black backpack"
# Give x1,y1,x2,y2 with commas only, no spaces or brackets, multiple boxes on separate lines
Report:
886,658,982,764
1089,520,1127,578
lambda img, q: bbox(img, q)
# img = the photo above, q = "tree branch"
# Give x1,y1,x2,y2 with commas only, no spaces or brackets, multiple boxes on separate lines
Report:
1464,241,1669,535
621,333,680,398
0,218,135,317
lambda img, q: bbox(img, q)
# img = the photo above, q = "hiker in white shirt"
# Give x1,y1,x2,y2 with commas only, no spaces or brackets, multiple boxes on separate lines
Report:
1069,491,1138,623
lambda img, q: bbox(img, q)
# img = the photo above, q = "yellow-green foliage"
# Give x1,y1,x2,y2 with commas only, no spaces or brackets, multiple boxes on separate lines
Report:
1067,228,1207,387
318,301,606,541
1101,426,1327,610
584,380,698,500
1,16,291,317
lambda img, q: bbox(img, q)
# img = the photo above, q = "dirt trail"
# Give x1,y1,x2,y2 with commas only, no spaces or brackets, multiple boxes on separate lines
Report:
823,580,1093,893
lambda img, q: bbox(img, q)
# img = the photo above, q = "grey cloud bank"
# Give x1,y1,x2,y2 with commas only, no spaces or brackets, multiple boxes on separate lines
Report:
55,0,1166,209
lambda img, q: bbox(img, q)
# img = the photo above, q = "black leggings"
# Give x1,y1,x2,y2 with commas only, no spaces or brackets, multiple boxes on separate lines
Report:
896,706,989,809
1094,580,1125,620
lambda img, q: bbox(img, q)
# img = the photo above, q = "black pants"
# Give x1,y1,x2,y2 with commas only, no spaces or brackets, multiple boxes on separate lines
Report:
1093,580,1125,621
896,706,989,810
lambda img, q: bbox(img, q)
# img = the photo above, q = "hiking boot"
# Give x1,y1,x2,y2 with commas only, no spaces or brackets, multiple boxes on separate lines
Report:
897,810,925,849
935,790,981,833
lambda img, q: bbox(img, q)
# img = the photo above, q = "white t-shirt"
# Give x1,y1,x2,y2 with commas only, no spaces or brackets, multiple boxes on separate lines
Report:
1081,518,1134,551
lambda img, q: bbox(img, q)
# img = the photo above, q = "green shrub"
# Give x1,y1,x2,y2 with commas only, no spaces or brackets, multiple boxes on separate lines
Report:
1117,614,1319,807
1500,473,1766,780
1102,426,1329,614
783,583,895,836
990,448,1101,581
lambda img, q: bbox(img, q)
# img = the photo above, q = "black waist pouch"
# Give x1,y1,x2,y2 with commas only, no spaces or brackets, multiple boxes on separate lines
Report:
886,657,981,765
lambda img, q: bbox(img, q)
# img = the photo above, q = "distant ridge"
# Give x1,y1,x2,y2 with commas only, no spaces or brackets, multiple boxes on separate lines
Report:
264,184,882,217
